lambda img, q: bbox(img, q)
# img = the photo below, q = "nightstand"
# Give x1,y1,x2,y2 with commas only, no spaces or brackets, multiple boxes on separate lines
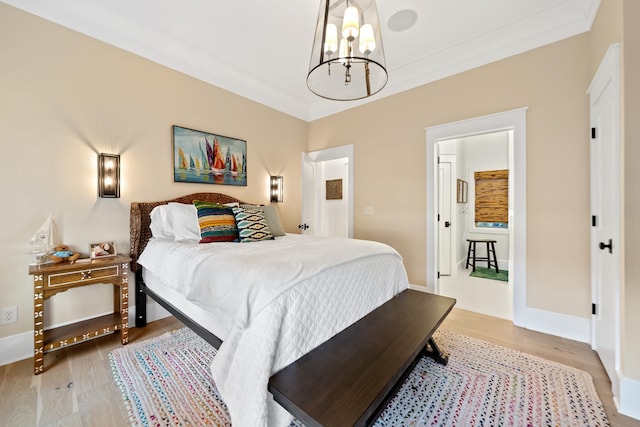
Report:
28,255,131,375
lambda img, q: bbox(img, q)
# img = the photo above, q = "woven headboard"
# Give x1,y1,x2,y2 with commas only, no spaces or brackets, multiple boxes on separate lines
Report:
129,192,246,271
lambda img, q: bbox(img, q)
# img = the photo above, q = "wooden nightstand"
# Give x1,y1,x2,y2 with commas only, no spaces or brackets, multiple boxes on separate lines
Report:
28,255,131,375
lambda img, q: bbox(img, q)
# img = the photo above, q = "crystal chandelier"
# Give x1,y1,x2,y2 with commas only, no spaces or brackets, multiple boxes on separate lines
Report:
307,0,388,101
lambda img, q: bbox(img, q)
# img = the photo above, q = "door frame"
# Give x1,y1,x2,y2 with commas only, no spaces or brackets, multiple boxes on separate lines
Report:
426,107,527,327
302,144,354,238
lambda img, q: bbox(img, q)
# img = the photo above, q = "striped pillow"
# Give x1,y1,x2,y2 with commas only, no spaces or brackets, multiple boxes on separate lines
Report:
193,201,238,243
232,207,274,242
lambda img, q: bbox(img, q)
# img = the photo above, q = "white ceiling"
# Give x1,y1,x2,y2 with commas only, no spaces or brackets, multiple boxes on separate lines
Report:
4,0,600,121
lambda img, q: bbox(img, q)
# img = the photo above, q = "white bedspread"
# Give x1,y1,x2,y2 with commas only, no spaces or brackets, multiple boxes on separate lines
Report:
138,234,409,426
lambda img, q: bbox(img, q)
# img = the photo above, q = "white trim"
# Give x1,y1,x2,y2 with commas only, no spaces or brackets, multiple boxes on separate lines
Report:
408,284,428,293
0,331,32,366
525,307,590,343
1,0,599,122
0,300,170,367
619,377,640,420
426,107,527,327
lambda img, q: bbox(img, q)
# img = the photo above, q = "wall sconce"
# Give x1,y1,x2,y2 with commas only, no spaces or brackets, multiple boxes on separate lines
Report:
98,153,120,198
270,176,283,203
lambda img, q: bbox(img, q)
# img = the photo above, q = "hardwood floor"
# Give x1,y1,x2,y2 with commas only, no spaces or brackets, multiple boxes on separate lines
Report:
0,310,637,426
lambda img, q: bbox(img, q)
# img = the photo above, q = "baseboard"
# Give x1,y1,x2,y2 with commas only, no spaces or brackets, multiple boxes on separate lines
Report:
619,376,640,420
0,300,172,367
0,330,33,366
525,307,590,343
407,288,590,343
456,258,509,271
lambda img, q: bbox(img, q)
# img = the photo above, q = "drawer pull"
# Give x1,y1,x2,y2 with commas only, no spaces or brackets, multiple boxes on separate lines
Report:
81,271,92,280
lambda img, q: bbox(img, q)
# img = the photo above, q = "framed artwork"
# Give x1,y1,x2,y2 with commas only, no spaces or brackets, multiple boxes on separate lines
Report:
462,181,468,203
90,242,117,259
326,179,343,200
457,179,468,203
173,125,247,186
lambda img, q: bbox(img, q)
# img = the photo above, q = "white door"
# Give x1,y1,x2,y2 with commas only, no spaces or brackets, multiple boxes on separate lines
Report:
301,154,316,235
438,161,452,275
589,44,620,394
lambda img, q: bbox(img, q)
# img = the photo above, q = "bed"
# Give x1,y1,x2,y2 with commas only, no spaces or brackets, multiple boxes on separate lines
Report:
130,192,410,426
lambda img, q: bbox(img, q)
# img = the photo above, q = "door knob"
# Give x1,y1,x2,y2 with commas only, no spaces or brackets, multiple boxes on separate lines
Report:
599,239,613,254
444,221,451,228
298,224,309,231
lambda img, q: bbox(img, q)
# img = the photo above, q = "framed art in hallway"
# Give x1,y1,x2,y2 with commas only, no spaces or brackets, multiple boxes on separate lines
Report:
326,179,343,200
457,179,468,203
173,125,247,186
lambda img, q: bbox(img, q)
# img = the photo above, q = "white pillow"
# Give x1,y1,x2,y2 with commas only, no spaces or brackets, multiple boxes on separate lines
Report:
167,202,201,241
150,201,240,242
149,205,173,239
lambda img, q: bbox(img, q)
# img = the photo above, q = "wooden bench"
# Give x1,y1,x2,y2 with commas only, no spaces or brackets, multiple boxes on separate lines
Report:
268,289,456,427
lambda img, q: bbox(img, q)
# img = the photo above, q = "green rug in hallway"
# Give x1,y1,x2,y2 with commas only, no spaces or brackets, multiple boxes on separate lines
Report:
469,266,509,282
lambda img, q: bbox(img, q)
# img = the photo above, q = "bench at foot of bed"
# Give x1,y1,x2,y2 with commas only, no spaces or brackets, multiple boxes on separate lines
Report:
268,289,456,427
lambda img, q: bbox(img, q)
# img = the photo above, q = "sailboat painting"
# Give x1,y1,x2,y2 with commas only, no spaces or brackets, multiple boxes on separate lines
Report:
173,125,247,186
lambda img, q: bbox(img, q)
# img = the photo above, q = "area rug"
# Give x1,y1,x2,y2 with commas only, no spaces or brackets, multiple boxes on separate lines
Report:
109,328,609,427
470,266,509,282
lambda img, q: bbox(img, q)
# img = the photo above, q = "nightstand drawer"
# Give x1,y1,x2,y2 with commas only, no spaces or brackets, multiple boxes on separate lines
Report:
47,265,120,288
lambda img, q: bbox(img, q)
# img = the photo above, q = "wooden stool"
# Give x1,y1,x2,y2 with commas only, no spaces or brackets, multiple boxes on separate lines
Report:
465,239,499,273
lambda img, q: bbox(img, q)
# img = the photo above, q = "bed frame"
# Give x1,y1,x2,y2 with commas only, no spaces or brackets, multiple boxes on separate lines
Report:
129,192,247,349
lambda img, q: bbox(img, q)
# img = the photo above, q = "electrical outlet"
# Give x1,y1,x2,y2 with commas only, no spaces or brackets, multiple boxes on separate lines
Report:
363,206,375,215
1,306,17,325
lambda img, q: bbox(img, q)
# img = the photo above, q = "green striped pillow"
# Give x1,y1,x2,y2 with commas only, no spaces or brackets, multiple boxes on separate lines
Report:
232,207,274,242
193,201,238,243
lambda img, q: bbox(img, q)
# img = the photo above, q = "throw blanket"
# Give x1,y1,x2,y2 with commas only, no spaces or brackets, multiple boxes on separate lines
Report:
138,234,409,426
139,234,401,328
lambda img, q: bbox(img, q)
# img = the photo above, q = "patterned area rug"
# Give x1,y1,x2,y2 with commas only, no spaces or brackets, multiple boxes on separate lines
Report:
109,328,609,427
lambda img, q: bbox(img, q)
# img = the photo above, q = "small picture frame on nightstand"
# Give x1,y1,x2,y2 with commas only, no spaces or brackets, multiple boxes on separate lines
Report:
90,241,117,259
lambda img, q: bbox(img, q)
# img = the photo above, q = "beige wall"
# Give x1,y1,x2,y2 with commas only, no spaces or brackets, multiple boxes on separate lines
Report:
0,4,306,337
589,0,623,77
587,0,640,387
1,1,637,388
622,0,640,380
309,33,592,318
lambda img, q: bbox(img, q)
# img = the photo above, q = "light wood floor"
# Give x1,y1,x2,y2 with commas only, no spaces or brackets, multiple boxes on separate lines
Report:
1,310,638,427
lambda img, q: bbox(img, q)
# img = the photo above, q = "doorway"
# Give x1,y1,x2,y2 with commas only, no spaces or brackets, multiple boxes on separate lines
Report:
301,145,354,238
426,108,527,327
437,132,512,320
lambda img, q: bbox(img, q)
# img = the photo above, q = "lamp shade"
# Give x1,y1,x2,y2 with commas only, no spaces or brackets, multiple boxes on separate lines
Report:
307,0,387,101
270,176,283,203
98,153,120,198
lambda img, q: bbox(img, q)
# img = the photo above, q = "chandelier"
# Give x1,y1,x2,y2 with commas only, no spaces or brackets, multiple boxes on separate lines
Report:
307,0,388,101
